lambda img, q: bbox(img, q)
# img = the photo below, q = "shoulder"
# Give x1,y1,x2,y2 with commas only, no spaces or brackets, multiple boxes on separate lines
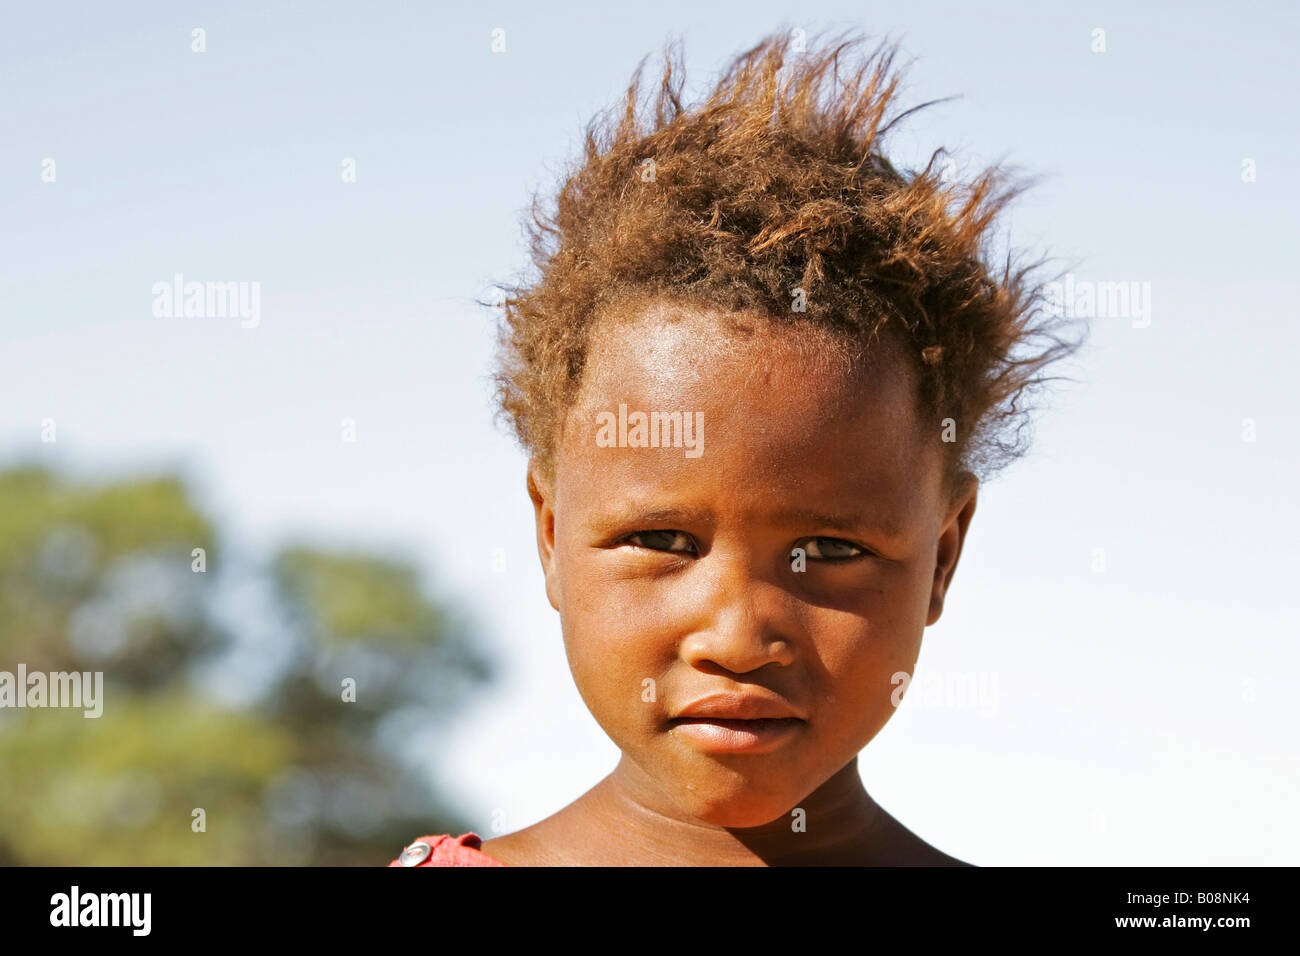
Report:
387,833,507,867
868,806,975,866
895,837,976,867
476,828,556,866
918,846,976,867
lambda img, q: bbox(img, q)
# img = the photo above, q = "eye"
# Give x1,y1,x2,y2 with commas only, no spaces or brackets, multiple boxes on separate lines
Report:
801,536,865,561
626,530,696,554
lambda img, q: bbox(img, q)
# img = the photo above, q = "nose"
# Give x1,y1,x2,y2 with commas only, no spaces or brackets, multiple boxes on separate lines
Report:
677,553,797,674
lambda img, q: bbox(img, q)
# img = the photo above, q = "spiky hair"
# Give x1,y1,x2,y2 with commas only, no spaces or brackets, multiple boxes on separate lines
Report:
492,26,1085,498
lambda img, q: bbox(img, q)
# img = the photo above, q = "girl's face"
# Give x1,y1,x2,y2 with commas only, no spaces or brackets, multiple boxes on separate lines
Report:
529,305,976,828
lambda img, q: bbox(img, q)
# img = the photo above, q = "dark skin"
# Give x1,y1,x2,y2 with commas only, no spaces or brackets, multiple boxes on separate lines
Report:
481,303,978,866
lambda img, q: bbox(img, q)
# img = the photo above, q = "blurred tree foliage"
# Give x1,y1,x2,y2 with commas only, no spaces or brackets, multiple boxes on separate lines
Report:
0,464,493,864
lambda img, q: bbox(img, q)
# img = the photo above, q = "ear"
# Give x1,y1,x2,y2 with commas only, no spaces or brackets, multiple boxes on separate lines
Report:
526,460,561,612
927,472,978,626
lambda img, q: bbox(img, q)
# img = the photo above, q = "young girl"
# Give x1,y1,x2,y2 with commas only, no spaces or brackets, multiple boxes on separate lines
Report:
390,26,1082,867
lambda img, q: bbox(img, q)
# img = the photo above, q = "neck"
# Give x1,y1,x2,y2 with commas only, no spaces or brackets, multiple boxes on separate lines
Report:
570,755,884,865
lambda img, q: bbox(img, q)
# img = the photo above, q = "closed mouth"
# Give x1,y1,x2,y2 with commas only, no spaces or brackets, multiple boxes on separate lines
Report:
669,717,803,730
666,716,805,753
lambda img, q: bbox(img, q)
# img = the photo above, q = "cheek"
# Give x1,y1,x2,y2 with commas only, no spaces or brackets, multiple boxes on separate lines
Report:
558,535,690,647
807,584,928,732
557,555,676,727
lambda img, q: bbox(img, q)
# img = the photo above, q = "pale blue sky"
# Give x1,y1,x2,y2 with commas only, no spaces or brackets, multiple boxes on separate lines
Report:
3,0,1297,863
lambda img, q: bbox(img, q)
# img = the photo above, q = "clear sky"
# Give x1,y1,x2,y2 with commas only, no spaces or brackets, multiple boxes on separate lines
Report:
2,0,1297,864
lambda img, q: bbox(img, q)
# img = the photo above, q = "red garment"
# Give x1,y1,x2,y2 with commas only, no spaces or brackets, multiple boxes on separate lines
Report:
387,833,506,867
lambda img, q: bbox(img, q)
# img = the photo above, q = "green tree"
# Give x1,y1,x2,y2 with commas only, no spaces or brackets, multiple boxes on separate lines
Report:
0,464,493,865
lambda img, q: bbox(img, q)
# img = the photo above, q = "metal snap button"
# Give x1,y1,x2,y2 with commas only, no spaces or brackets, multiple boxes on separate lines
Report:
398,841,432,866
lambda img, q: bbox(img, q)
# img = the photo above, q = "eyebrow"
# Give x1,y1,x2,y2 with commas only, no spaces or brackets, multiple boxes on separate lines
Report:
768,507,904,540
598,504,904,540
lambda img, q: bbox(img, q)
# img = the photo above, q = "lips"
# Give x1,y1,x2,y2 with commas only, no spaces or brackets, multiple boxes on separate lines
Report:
667,717,804,753
672,692,805,722
668,693,805,753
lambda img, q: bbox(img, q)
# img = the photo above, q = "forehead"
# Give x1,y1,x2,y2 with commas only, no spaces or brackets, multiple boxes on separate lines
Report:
557,303,942,532
576,299,902,414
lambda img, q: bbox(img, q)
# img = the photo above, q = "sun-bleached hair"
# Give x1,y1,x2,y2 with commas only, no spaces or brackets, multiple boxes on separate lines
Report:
492,26,1086,499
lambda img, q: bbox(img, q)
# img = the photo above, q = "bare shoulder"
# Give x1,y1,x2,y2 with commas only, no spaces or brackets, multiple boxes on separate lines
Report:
870,806,975,866
479,817,576,866
480,783,617,865
911,842,975,867
477,830,537,866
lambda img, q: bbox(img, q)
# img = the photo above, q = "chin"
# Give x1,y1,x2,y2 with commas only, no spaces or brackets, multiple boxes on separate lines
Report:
667,777,800,829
